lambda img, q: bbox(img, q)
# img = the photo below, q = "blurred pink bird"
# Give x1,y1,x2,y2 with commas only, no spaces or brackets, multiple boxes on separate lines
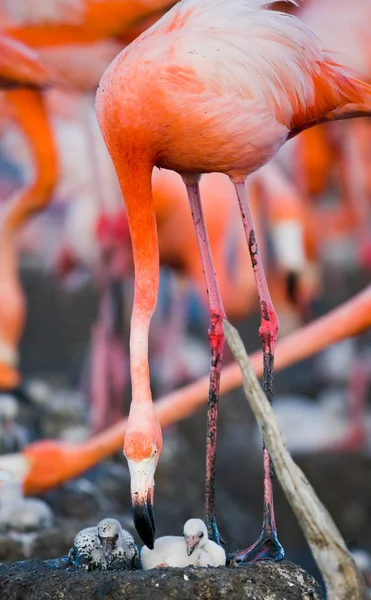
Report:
293,0,371,268
96,0,371,557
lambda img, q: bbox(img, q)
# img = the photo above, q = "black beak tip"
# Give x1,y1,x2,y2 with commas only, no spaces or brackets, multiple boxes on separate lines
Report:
133,500,155,549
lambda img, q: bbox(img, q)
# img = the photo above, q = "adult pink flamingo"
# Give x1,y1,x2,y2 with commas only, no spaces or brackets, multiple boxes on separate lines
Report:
96,0,371,556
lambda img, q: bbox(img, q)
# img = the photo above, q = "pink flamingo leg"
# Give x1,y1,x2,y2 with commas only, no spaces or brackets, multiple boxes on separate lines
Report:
106,279,127,425
90,317,110,434
185,179,226,546
157,276,189,395
332,354,369,452
232,181,283,563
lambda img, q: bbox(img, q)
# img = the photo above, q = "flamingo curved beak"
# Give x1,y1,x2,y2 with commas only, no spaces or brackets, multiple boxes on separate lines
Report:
127,456,156,549
185,536,200,556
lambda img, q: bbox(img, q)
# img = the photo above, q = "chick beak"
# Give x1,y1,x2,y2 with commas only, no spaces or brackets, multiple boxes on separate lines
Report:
186,536,199,556
101,538,115,557
127,456,156,549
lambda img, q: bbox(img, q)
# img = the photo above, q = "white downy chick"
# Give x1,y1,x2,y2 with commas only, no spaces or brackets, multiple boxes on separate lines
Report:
183,518,226,567
0,472,53,533
97,518,139,570
141,518,226,570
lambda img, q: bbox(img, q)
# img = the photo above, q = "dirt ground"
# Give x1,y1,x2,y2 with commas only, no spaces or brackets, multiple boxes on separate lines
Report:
0,559,322,600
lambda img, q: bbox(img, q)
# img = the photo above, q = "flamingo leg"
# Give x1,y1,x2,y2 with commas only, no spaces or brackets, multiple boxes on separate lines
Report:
184,180,226,546
3,89,58,231
332,353,369,452
90,303,110,434
107,278,127,425
231,181,284,563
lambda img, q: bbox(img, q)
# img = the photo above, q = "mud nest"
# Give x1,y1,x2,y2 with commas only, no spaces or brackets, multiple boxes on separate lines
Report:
0,558,322,599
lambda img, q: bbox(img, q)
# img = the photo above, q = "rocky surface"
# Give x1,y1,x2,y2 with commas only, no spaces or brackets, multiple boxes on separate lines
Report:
0,559,322,600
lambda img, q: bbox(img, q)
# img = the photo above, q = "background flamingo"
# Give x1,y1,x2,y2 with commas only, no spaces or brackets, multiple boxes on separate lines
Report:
0,35,61,398
0,0,179,428
281,0,371,270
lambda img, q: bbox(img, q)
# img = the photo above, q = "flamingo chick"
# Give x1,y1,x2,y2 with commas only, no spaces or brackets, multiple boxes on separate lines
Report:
141,518,226,569
69,518,139,571
68,525,107,571
96,0,371,557
97,517,139,570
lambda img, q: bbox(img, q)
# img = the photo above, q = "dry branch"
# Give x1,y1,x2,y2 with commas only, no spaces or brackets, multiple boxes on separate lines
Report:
223,319,368,600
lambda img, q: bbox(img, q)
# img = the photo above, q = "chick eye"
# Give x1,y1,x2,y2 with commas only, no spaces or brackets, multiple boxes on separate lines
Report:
114,533,119,541
199,532,204,538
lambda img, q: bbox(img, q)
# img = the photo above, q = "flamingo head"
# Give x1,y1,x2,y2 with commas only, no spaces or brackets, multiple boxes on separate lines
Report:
97,518,122,557
124,419,162,550
183,519,208,556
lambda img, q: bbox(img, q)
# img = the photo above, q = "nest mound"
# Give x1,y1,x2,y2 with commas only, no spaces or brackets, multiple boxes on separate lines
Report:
0,558,322,599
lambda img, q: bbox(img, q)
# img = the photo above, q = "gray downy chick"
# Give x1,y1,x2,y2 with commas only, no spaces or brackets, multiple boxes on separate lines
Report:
68,526,107,571
97,518,139,570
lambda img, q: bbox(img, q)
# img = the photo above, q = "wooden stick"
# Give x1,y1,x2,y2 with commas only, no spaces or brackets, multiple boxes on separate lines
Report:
223,318,368,600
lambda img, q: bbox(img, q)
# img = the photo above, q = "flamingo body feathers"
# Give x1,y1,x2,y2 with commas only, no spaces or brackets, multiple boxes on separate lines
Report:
97,0,371,180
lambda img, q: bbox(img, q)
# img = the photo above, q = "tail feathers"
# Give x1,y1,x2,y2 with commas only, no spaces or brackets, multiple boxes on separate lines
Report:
289,61,371,139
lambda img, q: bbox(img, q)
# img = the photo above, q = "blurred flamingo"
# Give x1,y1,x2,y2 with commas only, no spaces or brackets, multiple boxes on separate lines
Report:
0,32,60,396
0,284,369,500
0,0,177,414
1,0,175,48
0,90,58,393
96,0,371,554
290,0,371,268
334,351,371,452
0,0,176,93
259,350,371,456
47,97,130,435
0,230,25,392
0,32,55,89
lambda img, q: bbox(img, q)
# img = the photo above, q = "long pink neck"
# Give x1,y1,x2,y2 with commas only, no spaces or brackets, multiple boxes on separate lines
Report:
115,156,159,407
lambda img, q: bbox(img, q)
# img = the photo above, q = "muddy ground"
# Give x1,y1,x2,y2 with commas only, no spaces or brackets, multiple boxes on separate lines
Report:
0,560,322,600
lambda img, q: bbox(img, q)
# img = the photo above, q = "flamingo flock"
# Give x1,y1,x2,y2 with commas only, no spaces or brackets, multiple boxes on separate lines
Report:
0,0,370,578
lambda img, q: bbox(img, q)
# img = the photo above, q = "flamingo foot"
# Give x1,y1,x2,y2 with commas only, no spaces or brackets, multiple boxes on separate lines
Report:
227,529,284,565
